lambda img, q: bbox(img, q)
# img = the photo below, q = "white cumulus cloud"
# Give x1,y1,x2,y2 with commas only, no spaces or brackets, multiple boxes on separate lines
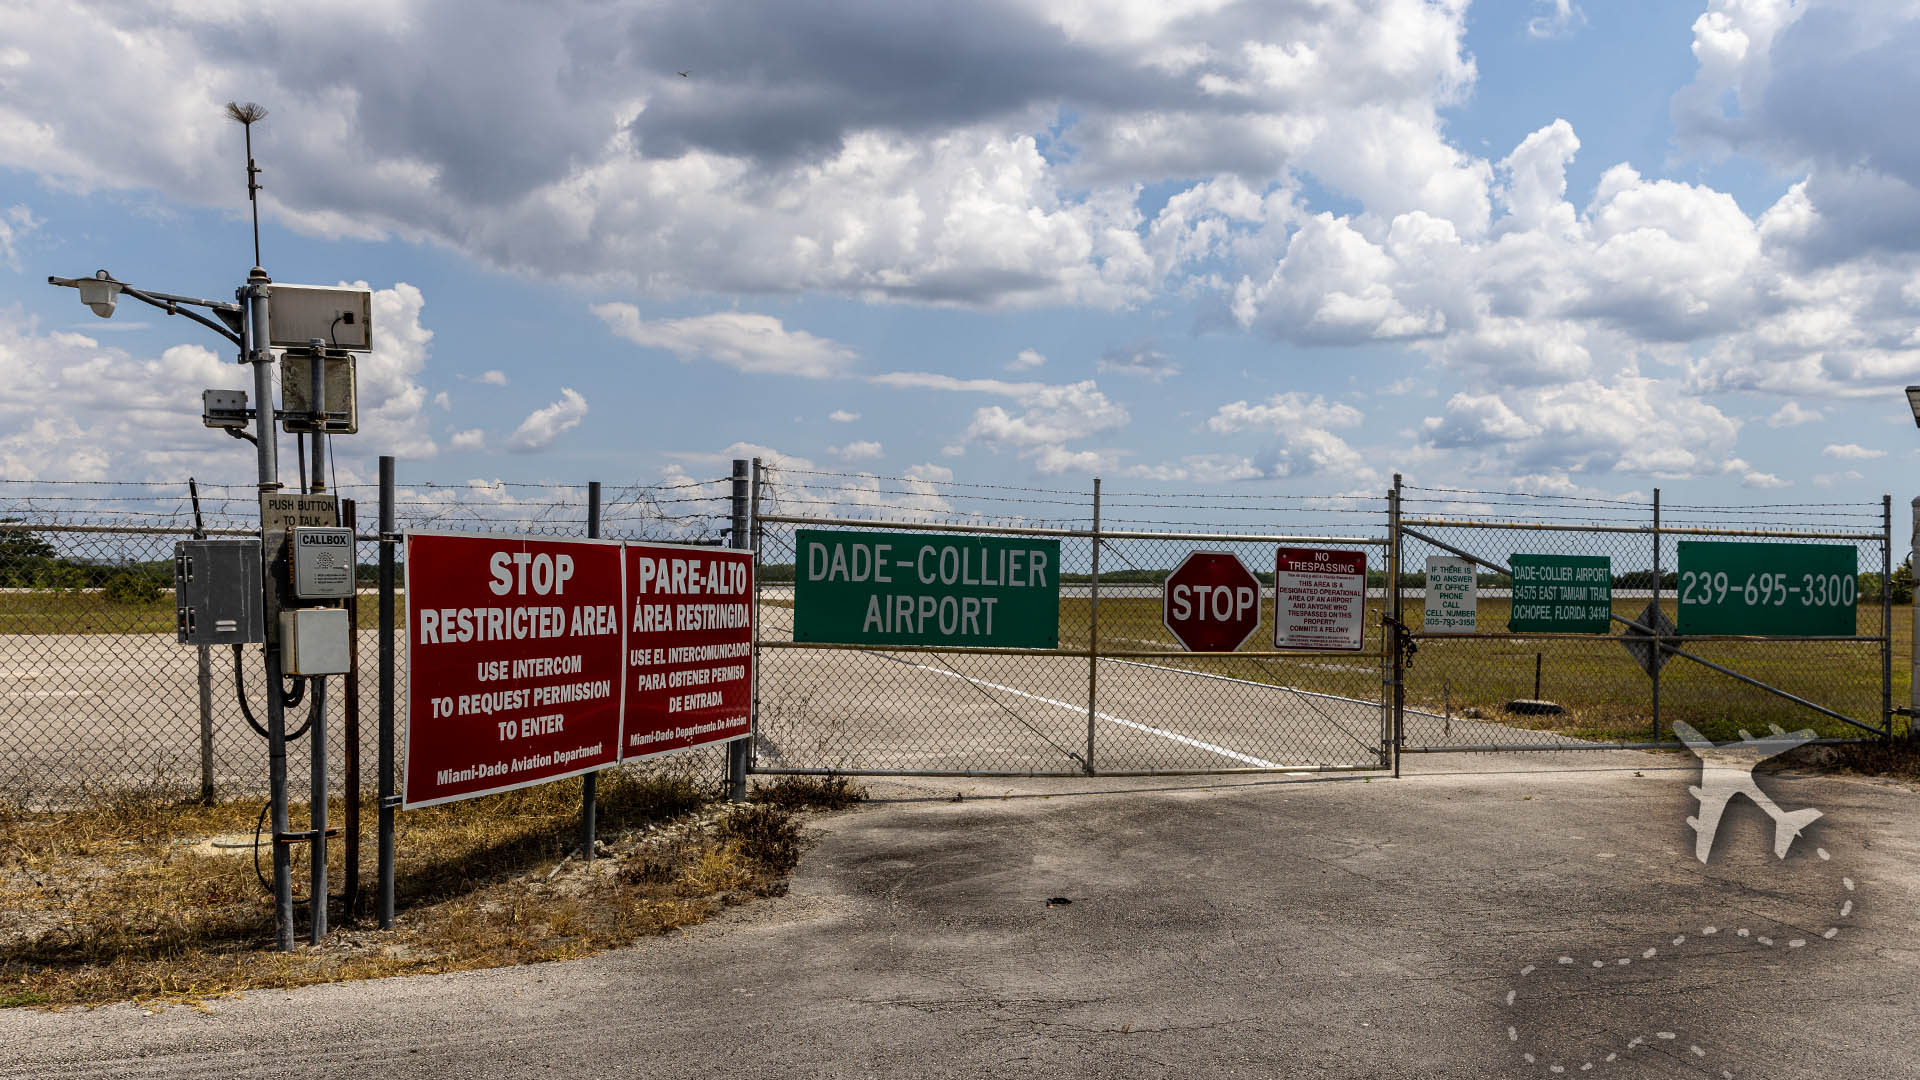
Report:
506,388,588,453
830,440,884,462
594,307,856,378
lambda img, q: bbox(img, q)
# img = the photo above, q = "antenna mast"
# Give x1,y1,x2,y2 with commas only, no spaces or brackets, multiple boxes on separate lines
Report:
224,102,268,269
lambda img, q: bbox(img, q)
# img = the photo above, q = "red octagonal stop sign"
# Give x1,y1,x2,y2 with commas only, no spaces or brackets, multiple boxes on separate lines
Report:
1163,551,1261,652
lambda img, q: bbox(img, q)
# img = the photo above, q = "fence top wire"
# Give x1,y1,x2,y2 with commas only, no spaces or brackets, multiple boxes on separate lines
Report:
1401,483,1651,507
767,466,1084,496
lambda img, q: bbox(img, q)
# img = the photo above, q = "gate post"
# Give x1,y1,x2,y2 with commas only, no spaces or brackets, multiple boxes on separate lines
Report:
1389,474,1403,778
1884,493,1894,739
1085,478,1100,776
749,460,764,774
1652,489,1661,742
1910,497,1918,741
727,460,752,800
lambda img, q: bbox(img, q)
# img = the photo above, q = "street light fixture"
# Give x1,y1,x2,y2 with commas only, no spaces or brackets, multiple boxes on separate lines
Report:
1905,385,1920,428
46,270,245,347
75,271,120,318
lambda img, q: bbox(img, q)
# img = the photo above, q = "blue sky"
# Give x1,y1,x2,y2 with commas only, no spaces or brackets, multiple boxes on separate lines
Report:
2,0,1917,511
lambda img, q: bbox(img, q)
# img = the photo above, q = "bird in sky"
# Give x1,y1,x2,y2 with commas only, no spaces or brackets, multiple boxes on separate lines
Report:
678,70,689,78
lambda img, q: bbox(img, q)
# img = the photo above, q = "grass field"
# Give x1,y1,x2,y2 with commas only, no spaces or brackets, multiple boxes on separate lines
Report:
1058,595,1906,742
0,590,399,634
6,588,1901,745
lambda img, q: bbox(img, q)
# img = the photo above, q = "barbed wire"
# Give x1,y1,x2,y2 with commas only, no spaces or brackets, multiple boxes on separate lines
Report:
767,467,1085,496
1099,516,1384,533
1401,483,1651,506
1100,490,1384,502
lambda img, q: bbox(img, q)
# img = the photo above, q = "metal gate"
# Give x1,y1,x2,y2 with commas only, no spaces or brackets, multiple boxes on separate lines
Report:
747,468,1394,777
1389,480,1895,752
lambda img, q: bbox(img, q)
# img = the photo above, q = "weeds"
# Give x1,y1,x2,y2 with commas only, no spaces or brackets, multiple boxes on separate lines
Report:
0,765,851,1009
747,774,866,812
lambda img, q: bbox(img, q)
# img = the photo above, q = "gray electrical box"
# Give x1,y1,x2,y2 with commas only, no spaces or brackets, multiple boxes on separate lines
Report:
279,346,359,434
281,608,352,675
201,388,251,429
290,527,356,599
268,284,372,351
175,539,265,645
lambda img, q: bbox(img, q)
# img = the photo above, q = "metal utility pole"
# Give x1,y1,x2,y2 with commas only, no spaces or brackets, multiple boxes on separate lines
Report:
190,478,216,804
243,266,297,951
582,481,601,861
1086,478,1101,776
378,456,398,927
727,461,751,801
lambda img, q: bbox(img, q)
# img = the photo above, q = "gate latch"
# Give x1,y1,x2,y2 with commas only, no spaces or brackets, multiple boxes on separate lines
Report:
1382,613,1418,671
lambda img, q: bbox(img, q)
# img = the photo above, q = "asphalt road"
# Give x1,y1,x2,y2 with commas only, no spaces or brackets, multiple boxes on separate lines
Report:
1,752,1912,1079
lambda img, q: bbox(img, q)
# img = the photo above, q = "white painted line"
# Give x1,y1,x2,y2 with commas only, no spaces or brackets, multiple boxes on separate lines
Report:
1100,657,1384,711
896,659,1284,769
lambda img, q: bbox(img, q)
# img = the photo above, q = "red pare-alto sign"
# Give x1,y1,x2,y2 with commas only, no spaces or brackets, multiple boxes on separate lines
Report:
623,542,754,759
403,532,625,808
1274,547,1366,651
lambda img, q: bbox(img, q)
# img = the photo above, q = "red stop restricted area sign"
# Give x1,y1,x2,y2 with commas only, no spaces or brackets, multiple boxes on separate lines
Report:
404,532,625,809
623,542,754,759
1163,551,1261,652
1274,547,1366,651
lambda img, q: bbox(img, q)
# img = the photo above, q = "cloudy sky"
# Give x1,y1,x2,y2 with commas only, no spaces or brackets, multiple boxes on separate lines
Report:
2,0,1917,507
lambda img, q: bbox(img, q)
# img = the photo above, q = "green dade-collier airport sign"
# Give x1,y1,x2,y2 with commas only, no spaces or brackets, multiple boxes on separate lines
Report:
793,529,1060,648
1508,554,1613,634
1676,540,1857,637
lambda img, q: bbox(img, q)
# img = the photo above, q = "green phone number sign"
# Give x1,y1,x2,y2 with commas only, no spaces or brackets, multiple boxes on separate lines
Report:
1675,540,1857,636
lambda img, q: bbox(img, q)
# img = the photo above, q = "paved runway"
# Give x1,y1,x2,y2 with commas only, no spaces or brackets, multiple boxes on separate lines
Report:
0,589,1621,798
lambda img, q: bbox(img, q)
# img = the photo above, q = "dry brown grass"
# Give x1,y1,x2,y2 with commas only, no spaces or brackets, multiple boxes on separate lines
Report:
1766,737,1920,781
0,768,845,1009
746,774,867,813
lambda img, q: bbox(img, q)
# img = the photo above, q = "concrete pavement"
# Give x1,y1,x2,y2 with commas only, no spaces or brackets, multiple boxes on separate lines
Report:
0,750,1913,1079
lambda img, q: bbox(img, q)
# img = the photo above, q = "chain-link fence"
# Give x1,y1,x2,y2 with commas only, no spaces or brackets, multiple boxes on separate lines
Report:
2,470,1901,801
1393,483,1895,750
750,466,1394,776
0,475,738,805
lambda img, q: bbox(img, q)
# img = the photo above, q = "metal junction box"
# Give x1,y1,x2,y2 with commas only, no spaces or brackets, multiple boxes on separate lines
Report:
268,284,372,351
278,347,359,434
175,539,265,645
290,527,357,600
280,608,351,675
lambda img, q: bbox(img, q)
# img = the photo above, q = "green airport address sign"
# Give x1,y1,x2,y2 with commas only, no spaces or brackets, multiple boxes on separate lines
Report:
1508,554,1613,633
792,529,1060,648
1676,540,1857,637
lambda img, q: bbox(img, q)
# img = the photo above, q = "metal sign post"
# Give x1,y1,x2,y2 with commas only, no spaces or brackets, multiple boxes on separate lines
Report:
727,462,751,801
378,456,397,928
583,482,601,862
